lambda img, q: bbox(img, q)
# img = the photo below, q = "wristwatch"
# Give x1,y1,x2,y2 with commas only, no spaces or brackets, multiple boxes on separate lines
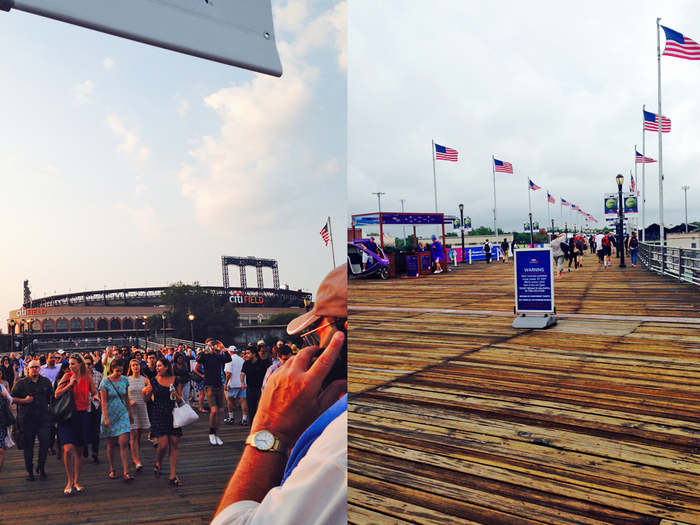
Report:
245,430,290,458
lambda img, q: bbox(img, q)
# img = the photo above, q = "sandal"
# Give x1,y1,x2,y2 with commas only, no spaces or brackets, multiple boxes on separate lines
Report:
169,477,184,487
123,473,135,482
108,470,118,479
135,463,143,472
154,464,161,478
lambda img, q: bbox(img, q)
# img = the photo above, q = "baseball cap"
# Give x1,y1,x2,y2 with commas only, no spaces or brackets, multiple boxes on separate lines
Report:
257,340,266,346
57,349,65,355
287,266,347,335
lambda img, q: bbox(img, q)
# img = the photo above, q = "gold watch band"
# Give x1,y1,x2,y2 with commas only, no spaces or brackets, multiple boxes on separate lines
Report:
245,431,290,458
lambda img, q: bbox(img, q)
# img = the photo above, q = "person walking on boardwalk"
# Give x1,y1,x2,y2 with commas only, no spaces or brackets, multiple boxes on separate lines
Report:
12,360,53,482
82,355,102,464
431,235,445,273
196,339,232,446
500,238,510,263
550,233,567,280
601,231,613,268
0,378,13,492
127,358,151,472
100,358,134,482
627,231,639,267
142,357,184,487
54,353,99,495
482,239,493,263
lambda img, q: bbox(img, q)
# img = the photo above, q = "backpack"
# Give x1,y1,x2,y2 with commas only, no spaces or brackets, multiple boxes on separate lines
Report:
630,237,638,248
561,242,570,256
484,243,491,254
602,236,610,248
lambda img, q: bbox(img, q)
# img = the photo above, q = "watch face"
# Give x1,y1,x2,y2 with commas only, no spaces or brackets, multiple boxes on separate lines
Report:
253,431,275,450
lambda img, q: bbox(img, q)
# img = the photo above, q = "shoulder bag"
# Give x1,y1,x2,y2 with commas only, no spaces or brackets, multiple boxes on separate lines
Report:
49,377,77,424
172,397,198,428
1,391,16,427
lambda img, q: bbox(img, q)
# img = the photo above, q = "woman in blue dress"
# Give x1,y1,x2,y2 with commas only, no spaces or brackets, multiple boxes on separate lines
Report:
99,358,134,481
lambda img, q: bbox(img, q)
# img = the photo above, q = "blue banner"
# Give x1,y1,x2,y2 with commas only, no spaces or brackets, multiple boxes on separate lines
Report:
514,248,554,314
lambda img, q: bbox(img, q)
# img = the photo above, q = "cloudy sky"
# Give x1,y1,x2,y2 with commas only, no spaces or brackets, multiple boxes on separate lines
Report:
348,0,700,240
0,0,346,321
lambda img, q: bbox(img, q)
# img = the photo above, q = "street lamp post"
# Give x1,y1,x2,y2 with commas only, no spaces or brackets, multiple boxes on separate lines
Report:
616,174,627,268
459,204,465,262
162,314,167,348
551,219,555,240
143,316,149,350
188,313,195,352
682,186,690,233
8,320,15,354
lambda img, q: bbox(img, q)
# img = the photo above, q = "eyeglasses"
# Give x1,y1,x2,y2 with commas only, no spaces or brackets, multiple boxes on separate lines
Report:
28,366,40,369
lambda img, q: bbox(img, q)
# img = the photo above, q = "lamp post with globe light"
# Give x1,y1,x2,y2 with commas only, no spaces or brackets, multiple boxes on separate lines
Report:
616,174,626,268
188,313,195,352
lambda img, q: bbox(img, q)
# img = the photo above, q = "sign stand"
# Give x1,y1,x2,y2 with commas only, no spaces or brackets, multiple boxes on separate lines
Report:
512,247,557,329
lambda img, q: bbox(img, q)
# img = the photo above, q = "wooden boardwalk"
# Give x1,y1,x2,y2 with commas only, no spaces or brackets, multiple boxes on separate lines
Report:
348,255,700,525
0,407,247,524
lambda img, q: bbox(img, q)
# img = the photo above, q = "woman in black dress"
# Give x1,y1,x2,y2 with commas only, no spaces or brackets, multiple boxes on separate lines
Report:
0,357,15,393
142,358,183,487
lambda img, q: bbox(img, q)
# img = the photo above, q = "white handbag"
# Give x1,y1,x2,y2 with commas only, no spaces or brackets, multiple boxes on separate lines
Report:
172,399,199,428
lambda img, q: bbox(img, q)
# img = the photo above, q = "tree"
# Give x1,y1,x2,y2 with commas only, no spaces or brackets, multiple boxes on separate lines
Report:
159,282,240,345
470,226,494,236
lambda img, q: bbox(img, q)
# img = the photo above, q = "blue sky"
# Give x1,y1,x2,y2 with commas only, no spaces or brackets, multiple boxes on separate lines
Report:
0,0,346,322
349,0,700,241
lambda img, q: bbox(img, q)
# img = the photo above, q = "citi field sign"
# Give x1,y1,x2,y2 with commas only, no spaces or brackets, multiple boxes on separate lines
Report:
228,292,265,305
15,307,47,317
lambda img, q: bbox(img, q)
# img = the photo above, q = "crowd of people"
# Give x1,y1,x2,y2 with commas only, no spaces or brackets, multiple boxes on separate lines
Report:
1,265,348,524
0,337,306,495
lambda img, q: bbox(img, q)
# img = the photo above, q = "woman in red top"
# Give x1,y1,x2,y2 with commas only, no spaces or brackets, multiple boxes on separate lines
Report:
55,353,99,495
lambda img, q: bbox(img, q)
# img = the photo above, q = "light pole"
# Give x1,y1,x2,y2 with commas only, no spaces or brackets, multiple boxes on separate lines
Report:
682,186,690,232
143,315,149,350
8,320,15,354
400,199,406,249
616,174,626,268
459,204,465,262
161,313,167,348
188,313,195,352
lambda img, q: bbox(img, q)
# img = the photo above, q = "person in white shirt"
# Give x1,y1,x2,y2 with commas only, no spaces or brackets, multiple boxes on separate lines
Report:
223,347,247,425
212,266,347,525
39,352,61,384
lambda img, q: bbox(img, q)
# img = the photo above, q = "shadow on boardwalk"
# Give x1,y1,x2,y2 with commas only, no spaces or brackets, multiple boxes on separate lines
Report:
0,408,246,524
348,257,700,525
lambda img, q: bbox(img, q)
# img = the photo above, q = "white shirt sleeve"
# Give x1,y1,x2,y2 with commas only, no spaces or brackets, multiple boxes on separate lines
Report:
211,413,347,525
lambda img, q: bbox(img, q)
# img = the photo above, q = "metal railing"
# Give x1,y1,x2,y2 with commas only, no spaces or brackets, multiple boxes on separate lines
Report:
639,242,700,285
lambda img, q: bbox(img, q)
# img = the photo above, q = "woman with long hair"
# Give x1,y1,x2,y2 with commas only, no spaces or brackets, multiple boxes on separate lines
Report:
54,353,99,495
172,353,191,407
0,356,15,393
126,358,150,472
99,358,134,482
142,357,184,486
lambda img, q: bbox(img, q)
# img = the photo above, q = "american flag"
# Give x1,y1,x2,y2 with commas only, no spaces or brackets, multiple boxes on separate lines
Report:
319,220,330,246
547,192,555,204
630,175,640,196
636,150,657,163
561,198,570,206
435,144,458,161
529,179,541,191
494,159,513,173
643,110,671,133
662,25,700,60
572,204,579,211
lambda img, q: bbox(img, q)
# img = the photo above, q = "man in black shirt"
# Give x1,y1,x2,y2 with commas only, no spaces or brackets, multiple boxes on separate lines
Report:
241,347,268,425
12,359,53,481
196,339,232,446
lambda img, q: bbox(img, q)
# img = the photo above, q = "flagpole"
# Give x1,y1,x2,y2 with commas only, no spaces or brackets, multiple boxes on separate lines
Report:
657,19,665,249
432,140,438,213
642,106,647,242
492,155,498,238
560,199,563,228
327,217,336,268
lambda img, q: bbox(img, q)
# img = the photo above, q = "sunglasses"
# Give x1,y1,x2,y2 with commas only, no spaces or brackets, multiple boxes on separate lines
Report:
300,318,342,348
